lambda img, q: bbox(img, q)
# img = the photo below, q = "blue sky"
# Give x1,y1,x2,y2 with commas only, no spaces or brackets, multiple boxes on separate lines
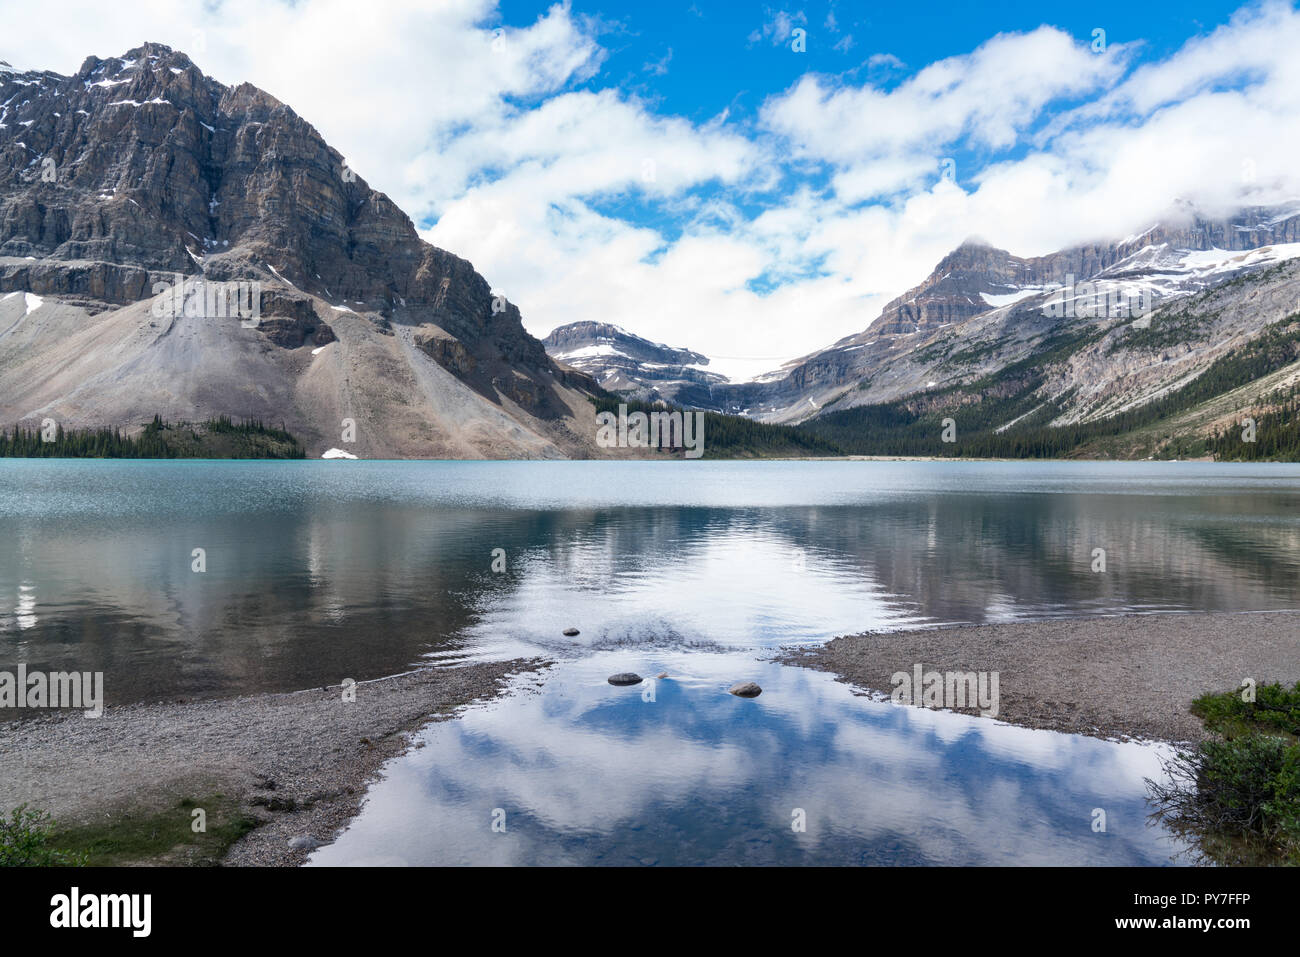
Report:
476,0,1262,240
6,1,1300,378
496,0,1244,122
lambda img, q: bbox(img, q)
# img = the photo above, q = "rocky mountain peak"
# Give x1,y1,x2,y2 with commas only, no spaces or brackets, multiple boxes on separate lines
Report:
1,44,544,351
544,320,710,367
863,239,1026,338
0,45,607,458
543,319,726,405
696,200,1300,426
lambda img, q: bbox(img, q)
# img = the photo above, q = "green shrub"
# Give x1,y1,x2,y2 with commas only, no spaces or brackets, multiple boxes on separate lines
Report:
1148,682,1300,865
0,805,86,867
1148,734,1300,865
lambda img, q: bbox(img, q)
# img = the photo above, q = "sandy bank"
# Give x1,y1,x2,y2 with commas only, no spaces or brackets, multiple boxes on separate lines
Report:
779,611,1300,744
0,659,549,865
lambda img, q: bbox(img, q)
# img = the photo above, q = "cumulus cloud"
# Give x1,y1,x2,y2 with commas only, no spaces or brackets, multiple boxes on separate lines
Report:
5,0,1300,381
761,27,1129,177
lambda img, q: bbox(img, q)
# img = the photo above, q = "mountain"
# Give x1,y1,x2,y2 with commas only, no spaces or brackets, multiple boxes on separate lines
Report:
558,200,1300,458
543,321,729,406
4,44,1292,461
723,204,1300,447
0,44,608,458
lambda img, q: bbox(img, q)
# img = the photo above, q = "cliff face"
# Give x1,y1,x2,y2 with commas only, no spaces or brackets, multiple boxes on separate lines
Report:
0,44,604,458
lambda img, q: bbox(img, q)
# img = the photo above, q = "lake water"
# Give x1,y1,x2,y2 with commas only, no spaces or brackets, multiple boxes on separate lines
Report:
3,459,1299,864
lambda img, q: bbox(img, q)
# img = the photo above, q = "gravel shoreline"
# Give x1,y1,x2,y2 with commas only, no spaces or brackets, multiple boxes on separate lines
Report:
779,611,1300,744
0,658,549,866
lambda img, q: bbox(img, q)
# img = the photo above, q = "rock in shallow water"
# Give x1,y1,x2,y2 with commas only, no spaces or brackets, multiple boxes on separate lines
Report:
729,682,762,698
563,628,580,636
608,673,643,686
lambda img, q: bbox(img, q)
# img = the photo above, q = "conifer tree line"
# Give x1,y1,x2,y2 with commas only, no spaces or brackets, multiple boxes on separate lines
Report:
1207,386,1300,460
0,415,306,458
803,316,1300,460
591,397,840,457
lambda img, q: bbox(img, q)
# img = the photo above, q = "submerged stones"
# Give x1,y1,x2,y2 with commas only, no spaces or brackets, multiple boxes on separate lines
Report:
604,673,758,694
562,628,580,636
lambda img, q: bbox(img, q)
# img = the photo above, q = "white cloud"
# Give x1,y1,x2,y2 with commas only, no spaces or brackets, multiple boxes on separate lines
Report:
643,47,672,76
951,0,1300,252
762,27,1129,168
866,52,905,70
5,1,1300,381
748,9,808,47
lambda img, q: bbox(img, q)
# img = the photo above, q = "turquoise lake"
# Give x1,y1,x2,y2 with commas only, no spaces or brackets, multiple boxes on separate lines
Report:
3,459,1298,864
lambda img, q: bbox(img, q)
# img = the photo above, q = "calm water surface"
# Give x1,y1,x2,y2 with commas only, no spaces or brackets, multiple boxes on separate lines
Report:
3,460,1298,864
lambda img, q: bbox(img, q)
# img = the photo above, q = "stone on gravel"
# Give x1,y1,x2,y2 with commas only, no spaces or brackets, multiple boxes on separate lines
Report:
563,628,580,636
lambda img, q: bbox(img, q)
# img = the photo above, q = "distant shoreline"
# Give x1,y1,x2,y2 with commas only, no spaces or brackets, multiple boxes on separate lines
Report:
0,454,1257,462
779,611,1300,744
760,454,1219,462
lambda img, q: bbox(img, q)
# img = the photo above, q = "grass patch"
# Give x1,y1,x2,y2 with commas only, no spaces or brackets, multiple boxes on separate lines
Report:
1192,681,1300,740
49,794,259,866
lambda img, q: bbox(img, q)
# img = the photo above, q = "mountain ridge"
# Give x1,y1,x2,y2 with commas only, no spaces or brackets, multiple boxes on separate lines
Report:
717,203,1300,426
3,43,1295,459
565,201,1300,458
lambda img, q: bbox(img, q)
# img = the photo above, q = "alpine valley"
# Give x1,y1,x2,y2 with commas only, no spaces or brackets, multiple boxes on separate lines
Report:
545,204,1300,460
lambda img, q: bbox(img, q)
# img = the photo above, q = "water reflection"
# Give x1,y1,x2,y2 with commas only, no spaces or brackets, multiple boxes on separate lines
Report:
1,461,1297,703
311,657,1187,866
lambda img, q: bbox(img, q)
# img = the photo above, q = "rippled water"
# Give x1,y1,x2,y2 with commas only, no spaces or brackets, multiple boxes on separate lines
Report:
3,459,1298,864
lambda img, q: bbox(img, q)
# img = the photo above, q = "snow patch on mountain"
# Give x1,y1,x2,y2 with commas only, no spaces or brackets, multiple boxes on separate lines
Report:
980,288,1043,308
